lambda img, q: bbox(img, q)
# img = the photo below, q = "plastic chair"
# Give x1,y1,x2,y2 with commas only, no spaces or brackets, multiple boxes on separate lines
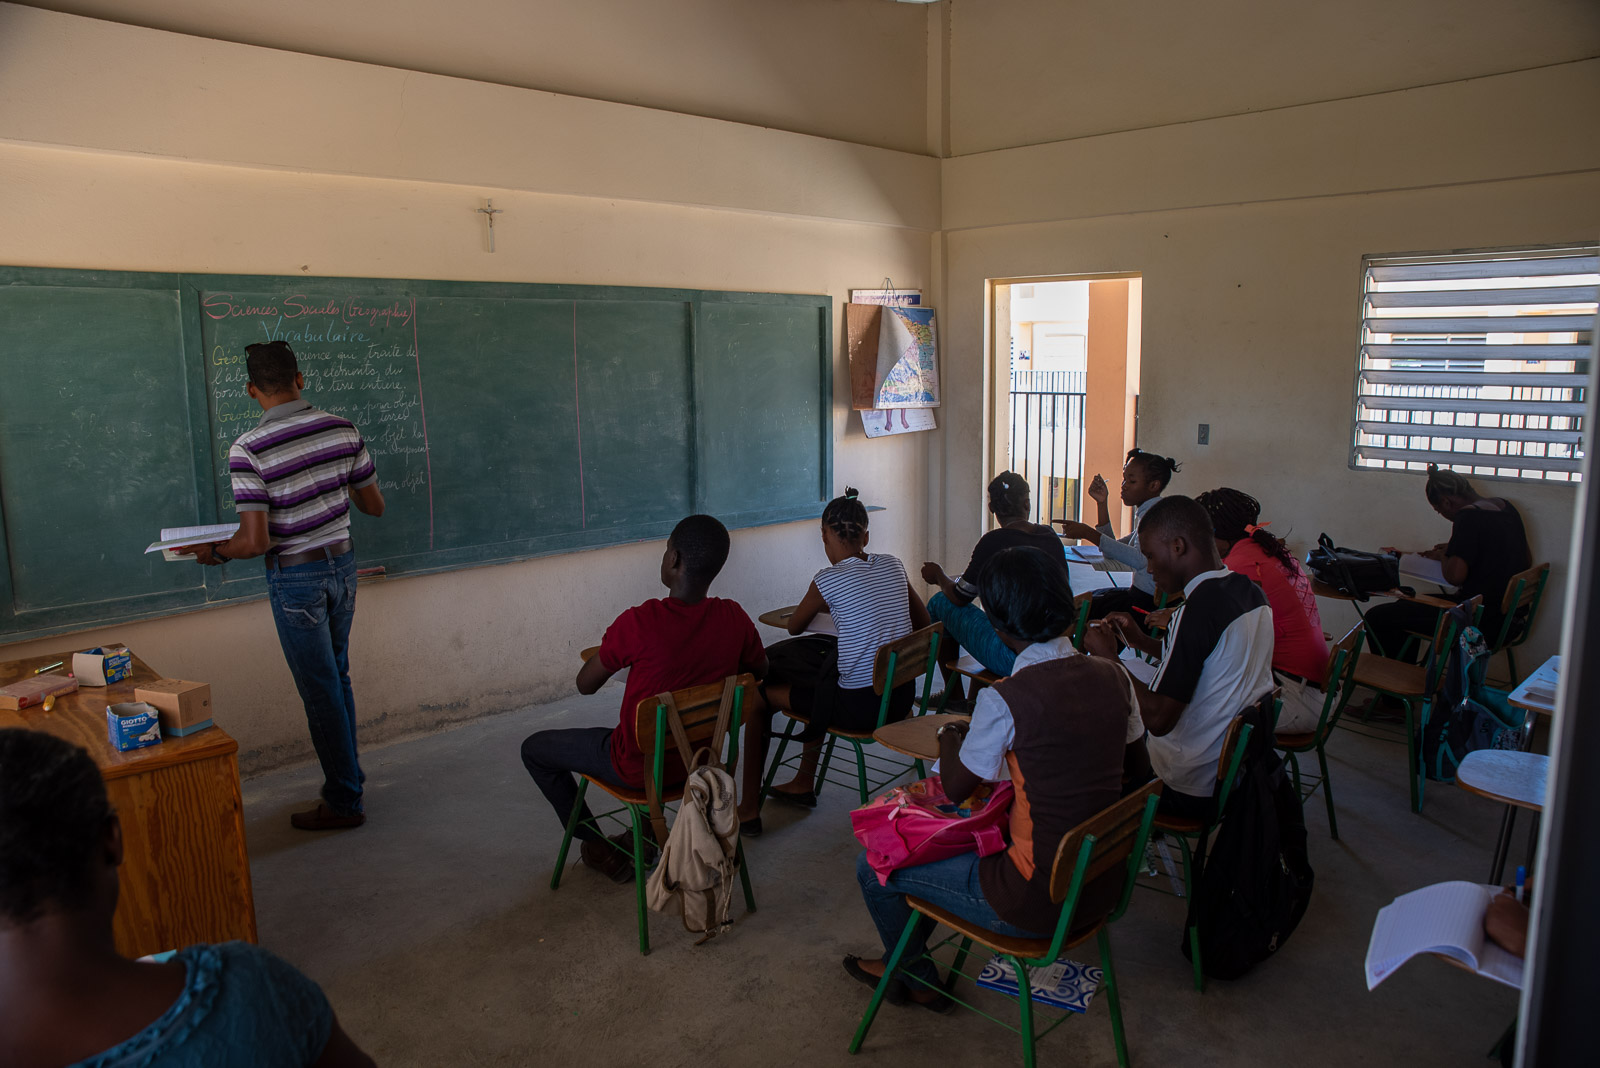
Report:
1273,624,1365,840
849,781,1163,1068
761,624,943,806
550,674,757,956
1340,596,1481,813
1147,703,1259,993
1486,563,1549,686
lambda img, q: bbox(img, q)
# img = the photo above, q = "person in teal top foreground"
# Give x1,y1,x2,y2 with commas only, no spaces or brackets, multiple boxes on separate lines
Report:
0,728,375,1068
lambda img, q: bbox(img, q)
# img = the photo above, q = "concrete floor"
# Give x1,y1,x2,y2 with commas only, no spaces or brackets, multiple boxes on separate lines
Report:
242,686,1520,1067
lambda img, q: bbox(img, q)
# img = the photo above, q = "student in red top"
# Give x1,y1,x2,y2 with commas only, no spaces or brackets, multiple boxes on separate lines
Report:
1196,488,1329,732
520,515,767,883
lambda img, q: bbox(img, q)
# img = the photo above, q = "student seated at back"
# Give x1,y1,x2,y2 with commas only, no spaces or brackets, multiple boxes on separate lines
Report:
521,514,767,883
920,471,1064,677
0,728,375,1068
1057,448,1181,620
1197,487,1330,733
1365,464,1532,663
749,488,930,815
1083,496,1275,819
844,546,1147,1011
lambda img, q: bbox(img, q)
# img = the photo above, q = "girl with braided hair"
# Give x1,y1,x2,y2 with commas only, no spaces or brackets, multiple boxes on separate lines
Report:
757,488,931,809
921,470,1065,679
1058,448,1181,620
1196,487,1330,732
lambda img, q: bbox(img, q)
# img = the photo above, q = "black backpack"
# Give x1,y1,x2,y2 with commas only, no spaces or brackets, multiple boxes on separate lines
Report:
1181,697,1315,980
1304,534,1400,601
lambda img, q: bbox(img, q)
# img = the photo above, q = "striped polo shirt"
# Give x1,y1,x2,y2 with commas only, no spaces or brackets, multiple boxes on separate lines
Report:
813,553,912,689
228,399,378,556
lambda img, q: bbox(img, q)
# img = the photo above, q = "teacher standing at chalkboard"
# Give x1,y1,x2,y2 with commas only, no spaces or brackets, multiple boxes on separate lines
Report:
177,340,386,832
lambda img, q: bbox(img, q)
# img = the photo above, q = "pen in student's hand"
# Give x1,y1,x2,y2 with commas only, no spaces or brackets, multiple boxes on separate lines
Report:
1132,606,1149,615
1515,866,1526,904
33,661,64,674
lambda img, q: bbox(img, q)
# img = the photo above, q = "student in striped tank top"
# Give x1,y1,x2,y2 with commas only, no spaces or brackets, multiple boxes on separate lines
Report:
758,488,930,809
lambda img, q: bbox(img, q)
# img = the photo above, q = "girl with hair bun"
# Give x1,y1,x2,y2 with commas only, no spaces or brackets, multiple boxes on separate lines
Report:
754,488,931,811
1196,487,1330,732
1364,464,1531,663
920,471,1065,679
1057,448,1181,620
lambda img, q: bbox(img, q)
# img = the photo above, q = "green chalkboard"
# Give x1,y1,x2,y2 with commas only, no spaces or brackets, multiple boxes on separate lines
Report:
0,268,832,642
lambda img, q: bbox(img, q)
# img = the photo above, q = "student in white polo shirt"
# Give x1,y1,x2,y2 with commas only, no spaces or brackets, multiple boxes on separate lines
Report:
1084,495,1275,820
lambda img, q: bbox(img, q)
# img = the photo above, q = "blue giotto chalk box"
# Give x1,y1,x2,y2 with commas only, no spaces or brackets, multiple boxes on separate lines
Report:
106,702,163,752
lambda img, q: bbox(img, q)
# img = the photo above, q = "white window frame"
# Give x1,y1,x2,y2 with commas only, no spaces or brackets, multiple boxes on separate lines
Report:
1351,243,1597,485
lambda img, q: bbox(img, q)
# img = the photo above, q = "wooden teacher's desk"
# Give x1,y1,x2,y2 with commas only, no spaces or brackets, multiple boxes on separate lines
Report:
0,645,257,958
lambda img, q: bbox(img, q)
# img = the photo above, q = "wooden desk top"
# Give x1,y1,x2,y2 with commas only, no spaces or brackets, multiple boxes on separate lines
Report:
1456,750,1547,812
873,713,972,760
757,605,837,636
0,645,235,781
1507,656,1560,716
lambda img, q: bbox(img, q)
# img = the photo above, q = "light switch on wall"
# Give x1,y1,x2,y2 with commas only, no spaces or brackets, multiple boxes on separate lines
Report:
1198,423,1210,445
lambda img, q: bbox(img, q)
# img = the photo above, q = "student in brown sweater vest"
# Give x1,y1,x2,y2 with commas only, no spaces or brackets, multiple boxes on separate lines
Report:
844,546,1149,1011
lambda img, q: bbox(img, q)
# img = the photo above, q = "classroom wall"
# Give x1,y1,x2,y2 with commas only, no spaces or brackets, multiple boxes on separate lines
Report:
937,58,1600,667
0,5,939,772
15,0,932,153
945,0,1600,156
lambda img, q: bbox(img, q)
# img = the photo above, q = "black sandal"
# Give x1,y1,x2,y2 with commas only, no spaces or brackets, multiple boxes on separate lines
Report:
766,788,818,809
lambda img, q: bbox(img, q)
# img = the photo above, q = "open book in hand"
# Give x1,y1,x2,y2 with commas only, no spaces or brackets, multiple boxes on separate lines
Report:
1365,881,1523,991
145,523,240,558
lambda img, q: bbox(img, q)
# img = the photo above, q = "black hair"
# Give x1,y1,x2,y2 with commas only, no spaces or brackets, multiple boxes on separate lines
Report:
668,514,731,582
1137,494,1213,549
987,471,1031,519
244,340,300,394
1196,487,1299,575
1126,448,1181,491
1424,464,1476,507
822,487,869,545
0,729,112,924
977,546,1077,643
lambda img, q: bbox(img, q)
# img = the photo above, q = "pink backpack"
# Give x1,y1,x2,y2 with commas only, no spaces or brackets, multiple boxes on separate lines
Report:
851,775,1015,886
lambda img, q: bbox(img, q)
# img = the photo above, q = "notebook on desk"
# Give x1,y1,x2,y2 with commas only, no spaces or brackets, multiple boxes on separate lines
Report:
1365,881,1523,991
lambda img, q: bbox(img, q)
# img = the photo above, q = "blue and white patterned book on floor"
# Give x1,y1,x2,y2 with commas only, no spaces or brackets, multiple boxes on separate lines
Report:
976,956,1102,1012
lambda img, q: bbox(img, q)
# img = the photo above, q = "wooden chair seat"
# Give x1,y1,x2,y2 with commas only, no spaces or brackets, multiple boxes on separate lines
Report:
905,896,1100,960
774,709,877,741
581,773,683,808
1152,812,1205,835
1274,729,1317,750
950,664,1003,685
1353,656,1426,697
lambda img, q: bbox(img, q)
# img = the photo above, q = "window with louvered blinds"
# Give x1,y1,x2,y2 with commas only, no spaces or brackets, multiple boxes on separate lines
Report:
1354,246,1597,483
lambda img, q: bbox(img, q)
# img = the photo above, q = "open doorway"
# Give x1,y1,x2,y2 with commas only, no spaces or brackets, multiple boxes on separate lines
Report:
990,275,1143,531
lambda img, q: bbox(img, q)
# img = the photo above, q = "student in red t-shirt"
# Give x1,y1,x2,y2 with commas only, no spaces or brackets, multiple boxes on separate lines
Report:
520,515,767,883
1196,487,1328,732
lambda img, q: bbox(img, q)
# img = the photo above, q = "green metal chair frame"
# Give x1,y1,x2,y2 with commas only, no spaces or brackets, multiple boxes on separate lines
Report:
761,623,943,806
550,674,757,956
1338,595,1479,813
1486,563,1550,686
1146,709,1256,993
1272,624,1365,840
849,781,1163,1068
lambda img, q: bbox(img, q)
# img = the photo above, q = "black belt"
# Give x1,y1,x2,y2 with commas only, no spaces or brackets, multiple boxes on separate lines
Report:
267,539,353,569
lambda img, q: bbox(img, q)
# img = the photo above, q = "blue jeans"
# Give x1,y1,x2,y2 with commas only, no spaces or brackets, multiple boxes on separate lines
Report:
856,851,1046,986
520,726,629,841
266,549,364,815
927,593,1016,676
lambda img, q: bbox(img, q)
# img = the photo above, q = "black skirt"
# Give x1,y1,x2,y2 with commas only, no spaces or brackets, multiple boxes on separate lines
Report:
763,635,915,741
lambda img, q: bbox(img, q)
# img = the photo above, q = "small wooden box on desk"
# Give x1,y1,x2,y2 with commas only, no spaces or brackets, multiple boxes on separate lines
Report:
0,645,257,958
